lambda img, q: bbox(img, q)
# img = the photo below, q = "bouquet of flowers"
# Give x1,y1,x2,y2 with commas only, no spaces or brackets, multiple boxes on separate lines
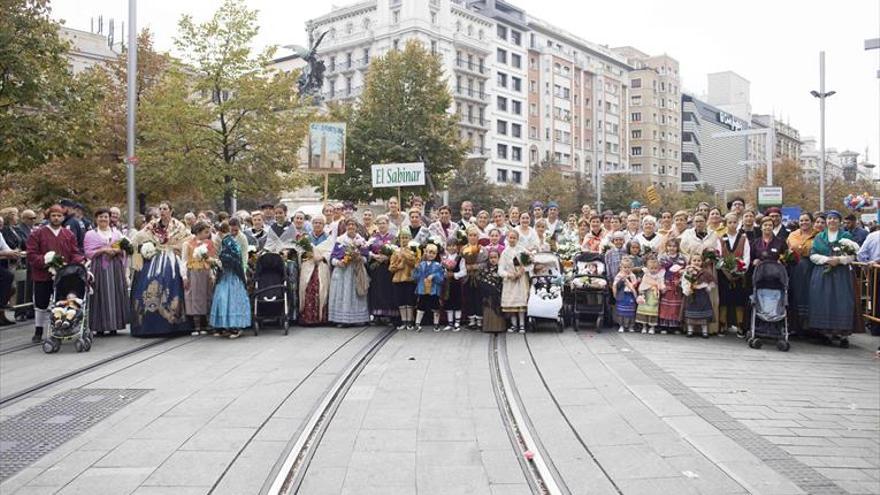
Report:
295,236,314,257
717,254,747,277
380,244,397,257
140,242,157,261
408,240,421,255
701,249,719,266
601,243,612,255
455,229,468,246
193,243,210,261
556,240,579,262
462,244,481,258
342,242,363,266
778,250,798,265
113,237,134,255
682,269,698,297
514,252,533,267
824,239,859,274
641,245,654,258
43,251,64,276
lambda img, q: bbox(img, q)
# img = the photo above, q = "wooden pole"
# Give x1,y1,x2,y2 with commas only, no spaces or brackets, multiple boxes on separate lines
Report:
397,186,402,205
323,173,329,203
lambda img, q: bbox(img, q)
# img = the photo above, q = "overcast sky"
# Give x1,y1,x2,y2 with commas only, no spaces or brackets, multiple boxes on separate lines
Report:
52,0,880,173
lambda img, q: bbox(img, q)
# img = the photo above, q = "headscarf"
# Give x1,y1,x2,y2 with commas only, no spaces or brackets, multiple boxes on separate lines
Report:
220,234,246,283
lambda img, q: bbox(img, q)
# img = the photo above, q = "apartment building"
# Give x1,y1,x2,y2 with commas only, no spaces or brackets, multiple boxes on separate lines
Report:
612,47,681,189
749,114,802,163
293,0,633,187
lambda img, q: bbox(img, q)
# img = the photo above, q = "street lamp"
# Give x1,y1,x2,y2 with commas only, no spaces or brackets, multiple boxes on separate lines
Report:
810,51,835,212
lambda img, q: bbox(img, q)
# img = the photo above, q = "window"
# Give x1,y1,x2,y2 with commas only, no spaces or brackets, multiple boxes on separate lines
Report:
511,30,521,45
631,146,642,156
430,40,437,54
511,100,522,115
363,48,370,63
529,57,537,70
631,78,641,89
497,96,507,112
529,103,537,116
345,76,352,94
430,11,437,24
392,10,400,24
529,80,537,93
512,77,521,92
497,73,508,88
530,147,538,162
511,54,521,68
393,38,399,50
497,168,508,182
346,22,353,34
497,144,508,159
511,123,522,138
329,80,335,97
529,126,537,139
512,146,522,161
632,163,642,173
497,25,507,40
631,129,642,139
511,170,522,184
631,96,641,106
329,56,336,71
346,52,352,67
497,120,508,135
631,112,641,122
497,48,507,64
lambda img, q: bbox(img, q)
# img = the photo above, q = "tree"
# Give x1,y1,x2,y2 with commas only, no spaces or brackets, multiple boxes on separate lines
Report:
325,40,467,203
600,174,641,212
0,0,99,176
527,163,594,215
161,0,309,212
448,160,504,212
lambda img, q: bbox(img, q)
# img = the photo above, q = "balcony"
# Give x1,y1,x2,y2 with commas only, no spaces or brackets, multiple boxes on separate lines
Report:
454,58,489,76
468,146,490,157
458,115,489,130
455,87,489,103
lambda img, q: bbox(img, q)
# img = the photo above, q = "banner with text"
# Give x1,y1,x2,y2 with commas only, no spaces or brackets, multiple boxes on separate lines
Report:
371,162,426,188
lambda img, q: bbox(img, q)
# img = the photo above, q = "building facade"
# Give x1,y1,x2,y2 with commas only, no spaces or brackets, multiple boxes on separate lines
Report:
680,93,751,194
706,71,751,122
59,26,119,73
749,114,801,163
612,47,681,190
295,0,633,187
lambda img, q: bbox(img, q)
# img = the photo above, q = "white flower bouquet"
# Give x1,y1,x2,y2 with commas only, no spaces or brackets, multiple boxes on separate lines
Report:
140,242,157,260
193,244,209,261
43,251,64,276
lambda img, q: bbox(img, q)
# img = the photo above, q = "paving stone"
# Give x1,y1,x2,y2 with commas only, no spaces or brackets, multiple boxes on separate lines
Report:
142,450,236,486
179,426,255,452
57,467,154,495
93,439,183,469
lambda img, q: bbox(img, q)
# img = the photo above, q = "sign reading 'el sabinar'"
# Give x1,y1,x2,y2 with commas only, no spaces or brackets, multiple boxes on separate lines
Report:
371,162,426,188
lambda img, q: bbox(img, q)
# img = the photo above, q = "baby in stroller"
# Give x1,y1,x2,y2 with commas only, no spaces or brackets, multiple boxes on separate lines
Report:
51,293,84,331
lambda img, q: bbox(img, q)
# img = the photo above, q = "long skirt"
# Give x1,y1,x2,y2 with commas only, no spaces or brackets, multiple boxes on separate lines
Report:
684,289,714,325
636,290,659,326
462,278,482,318
717,272,748,328
368,263,396,316
808,265,854,334
300,268,327,325
210,273,251,329
328,264,369,324
616,291,636,326
131,252,189,336
90,255,130,333
501,276,529,313
482,302,506,332
393,281,416,307
789,259,813,330
443,278,462,311
185,268,213,316
286,260,299,322
658,286,684,327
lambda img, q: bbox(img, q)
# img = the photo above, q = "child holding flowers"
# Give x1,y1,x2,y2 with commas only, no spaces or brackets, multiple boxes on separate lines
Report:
441,238,465,331
389,227,418,330
413,242,446,332
498,230,530,333
635,255,665,334
182,221,216,335
658,238,687,333
461,227,488,329
613,256,639,333
682,253,715,338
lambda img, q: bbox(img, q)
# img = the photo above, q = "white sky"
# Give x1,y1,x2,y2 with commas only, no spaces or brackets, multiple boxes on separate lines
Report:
51,0,880,172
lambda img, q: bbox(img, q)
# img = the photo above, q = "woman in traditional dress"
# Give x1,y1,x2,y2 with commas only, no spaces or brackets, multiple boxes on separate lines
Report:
83,208,130,336
740,209,760,242
475,210,491,245
181,221,216,335
682,253,716,338
657,211,673,238
581,215,607,254
716,213,751,336
328,219,370,326
210,221,251,338
478,248,505,332
750,217,788,265
298,220,332,326
130,202,191,336
707,207,726,237
658,238,687,333
533,219,552,252
679,213,720,335
786,212,817,332
367,215,397,324
461,227,488,329
498,229,529,333
389,227,418,330
491,209,509,237
515,212,537,251
633,215,662,254
808,211,857,347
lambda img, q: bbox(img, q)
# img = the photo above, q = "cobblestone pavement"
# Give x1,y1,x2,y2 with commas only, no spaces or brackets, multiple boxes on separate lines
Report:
0,324,876,495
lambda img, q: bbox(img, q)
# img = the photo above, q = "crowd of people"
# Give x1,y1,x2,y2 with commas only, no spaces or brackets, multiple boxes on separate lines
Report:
1,195,878,348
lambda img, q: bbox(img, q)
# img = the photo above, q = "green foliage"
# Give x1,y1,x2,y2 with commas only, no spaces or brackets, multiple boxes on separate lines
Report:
600,174,640,212
448,160,506,212
528,163,594,215
324,40,466,202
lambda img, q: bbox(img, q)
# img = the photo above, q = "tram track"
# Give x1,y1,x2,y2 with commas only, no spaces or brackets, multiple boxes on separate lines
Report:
206,326,396,495
0,335,200,409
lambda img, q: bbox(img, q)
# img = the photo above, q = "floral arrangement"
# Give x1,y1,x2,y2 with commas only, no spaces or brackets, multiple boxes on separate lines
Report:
43,251,64,276
717,254,747,277
701,249,719,266
380,244,397,257
514,252,533,267
462,244,481,257
778,250,798,265
641,245,654,258
455,229,468,246
193,243,210,261
824,239,859,274
556,240,579,262
296,236,314,256
342,240,365,266
113,237,133,255
140,242,157,261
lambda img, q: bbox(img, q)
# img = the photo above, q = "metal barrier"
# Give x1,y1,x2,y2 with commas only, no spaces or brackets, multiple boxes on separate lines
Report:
853,262,879,331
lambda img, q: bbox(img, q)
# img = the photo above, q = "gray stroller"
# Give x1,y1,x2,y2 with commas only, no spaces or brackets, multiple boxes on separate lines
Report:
747,261,790,351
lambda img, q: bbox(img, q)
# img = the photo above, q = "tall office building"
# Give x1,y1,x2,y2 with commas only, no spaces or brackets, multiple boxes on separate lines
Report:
290,0,633,187
612,47,681,189
706,71,751,122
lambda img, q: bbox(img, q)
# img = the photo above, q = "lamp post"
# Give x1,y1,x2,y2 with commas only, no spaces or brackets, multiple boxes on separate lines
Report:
811,51,836,212
126,0,137,228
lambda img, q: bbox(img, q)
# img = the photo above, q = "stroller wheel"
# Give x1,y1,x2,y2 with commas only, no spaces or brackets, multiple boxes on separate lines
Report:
42,340,55,354
74,340,84,353
752,338,763,349
557,318,564,333
283,319,289,336
573,316,580,332
777,340,790,352
253,321,260,336
839,338,849,349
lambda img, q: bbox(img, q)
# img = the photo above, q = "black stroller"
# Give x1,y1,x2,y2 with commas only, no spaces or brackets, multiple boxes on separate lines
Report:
251,252,290,335
748,261,790,351
44,264,92,353
565,252,608,331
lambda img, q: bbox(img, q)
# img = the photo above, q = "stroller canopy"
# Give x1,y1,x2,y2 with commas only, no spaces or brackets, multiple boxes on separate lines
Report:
54,264,88,299
753,261,788,291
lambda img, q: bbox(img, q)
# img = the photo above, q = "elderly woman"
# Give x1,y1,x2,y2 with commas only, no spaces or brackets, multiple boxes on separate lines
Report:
131,202,192,336
367,215,397,324
328,219,370,326
83,208,130,336
679,214,720,335
808,211,857,347
633,215,662,254
786,212,817,332
750,216,788,265
717,212,751,336
298,217,332,326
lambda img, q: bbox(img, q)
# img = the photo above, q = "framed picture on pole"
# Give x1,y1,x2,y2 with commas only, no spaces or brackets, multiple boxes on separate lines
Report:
307,122,346,174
